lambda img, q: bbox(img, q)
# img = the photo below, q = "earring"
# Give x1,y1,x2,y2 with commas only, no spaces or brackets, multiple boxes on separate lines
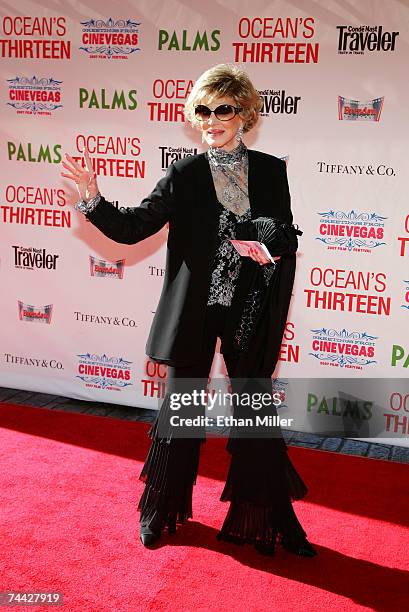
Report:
201,131,206,143
236,125,244,142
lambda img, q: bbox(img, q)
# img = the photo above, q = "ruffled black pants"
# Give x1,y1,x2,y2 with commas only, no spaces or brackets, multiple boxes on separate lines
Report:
137,304,308,547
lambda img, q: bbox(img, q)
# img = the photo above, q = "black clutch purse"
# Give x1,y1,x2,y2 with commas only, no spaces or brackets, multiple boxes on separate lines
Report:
237,216,303,256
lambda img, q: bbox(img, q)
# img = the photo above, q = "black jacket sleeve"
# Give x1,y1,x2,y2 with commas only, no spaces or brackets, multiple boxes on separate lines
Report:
83,162,180,245
237,160,302,256
259,159,300,256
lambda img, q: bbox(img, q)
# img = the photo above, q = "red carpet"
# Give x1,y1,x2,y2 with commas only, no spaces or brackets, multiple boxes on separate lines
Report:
0,401,408,612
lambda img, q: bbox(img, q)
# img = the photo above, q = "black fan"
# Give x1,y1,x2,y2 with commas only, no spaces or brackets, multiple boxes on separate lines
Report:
251,217,303,256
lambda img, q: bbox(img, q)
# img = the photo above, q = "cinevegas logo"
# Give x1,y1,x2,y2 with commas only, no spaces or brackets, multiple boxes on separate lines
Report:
316,210,387,253
6,76,62,116
18,301,53,324
159,145,198,170
258,88,301,116
76,353,132,390
79,18,141,59
309,327,378,369
89,255,124,278
338,96,384,121
336,26,399,55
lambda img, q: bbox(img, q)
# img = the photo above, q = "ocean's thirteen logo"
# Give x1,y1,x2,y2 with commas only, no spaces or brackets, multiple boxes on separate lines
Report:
338,96,384,121
233,16,319,63
1,182,71,228
159,145,198,170
316,162,395,176
4,353,63,369
13,245,59,270
279,321,299,364
58,138,145,180
336,25,399,54
304,267,390,315
79,18,141,59
309,327,378,369
18,301,53,324
316,210,387,253
158,29,220,51
89,255,125,278
0,16,70,60
76,353,132,390
148,79,193,122
401,280,409,310
258,88,301,116
6,76,62,116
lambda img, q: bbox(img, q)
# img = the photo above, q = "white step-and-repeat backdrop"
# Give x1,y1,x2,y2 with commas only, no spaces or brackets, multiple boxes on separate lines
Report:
1,1,408,445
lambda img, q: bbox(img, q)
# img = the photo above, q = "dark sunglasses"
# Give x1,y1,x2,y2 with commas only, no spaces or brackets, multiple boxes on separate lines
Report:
194,104,243,121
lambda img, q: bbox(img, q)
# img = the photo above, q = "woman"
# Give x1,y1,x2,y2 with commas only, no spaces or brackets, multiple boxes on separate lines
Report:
60,63,316,558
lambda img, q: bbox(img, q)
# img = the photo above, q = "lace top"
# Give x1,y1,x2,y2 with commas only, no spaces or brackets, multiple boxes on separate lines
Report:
206,141,250,307
205,141,277,351
206,203,251,307
206,140,249,216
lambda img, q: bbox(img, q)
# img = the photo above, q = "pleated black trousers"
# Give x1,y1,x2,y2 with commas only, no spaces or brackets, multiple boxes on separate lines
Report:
137,304,308,546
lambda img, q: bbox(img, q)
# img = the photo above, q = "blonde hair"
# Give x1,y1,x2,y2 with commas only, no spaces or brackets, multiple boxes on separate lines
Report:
185,63,262,133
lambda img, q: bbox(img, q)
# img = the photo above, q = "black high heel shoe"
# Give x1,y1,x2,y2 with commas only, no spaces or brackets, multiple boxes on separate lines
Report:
279,535,318,557
140,523,161,547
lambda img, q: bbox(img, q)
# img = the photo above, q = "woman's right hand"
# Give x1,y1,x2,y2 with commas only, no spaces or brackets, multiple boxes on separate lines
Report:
60,146,100,202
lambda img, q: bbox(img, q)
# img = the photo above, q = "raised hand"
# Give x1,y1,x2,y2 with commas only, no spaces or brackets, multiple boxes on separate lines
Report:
60,146,99,202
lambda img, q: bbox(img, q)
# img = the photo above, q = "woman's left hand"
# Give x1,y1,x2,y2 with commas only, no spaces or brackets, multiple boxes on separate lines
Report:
248,247,281,265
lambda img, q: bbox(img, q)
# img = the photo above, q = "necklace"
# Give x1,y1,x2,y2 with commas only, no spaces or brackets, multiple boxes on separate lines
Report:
206,142,249,212
206,141,247,167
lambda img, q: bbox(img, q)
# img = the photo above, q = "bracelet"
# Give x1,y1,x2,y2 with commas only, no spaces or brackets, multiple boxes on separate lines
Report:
74,191,101,215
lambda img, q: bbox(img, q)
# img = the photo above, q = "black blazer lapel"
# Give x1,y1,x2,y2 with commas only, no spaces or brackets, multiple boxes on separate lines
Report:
248,149,292,222
247,149,262,219
248,149,281,219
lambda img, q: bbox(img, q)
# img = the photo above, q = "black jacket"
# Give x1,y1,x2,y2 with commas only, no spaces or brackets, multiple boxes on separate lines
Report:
85,149,300,375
